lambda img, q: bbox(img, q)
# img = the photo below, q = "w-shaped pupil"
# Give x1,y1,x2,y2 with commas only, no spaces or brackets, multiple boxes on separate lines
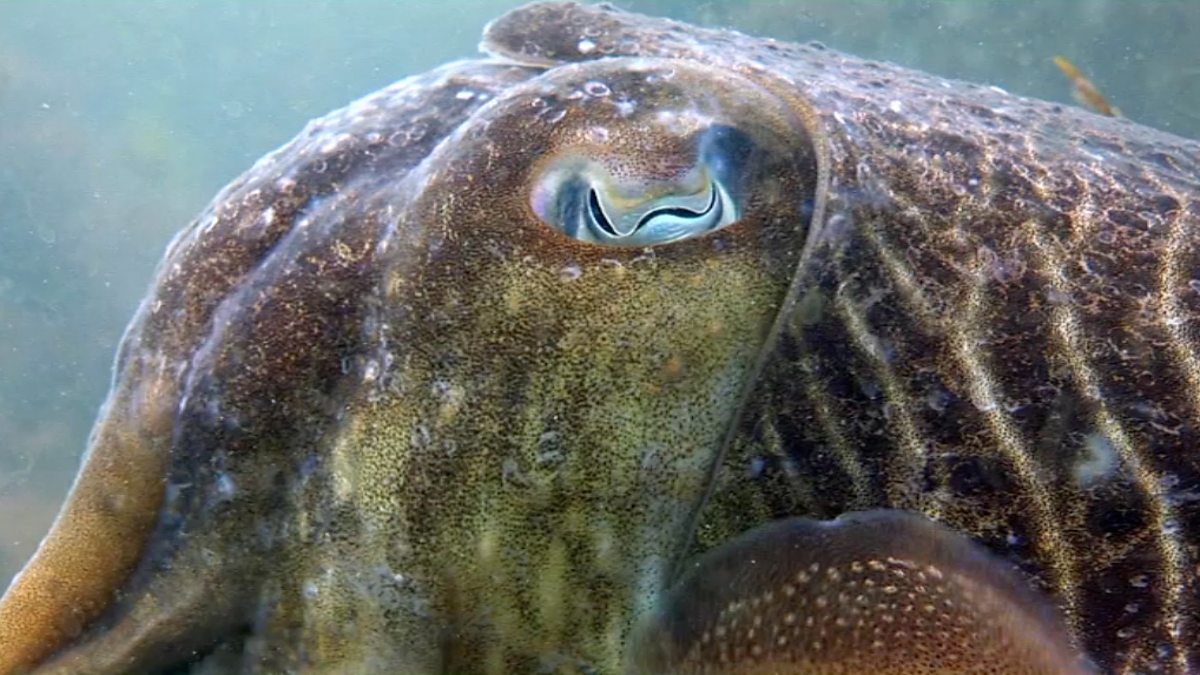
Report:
587,189,618,237
636,187,718,229
588,185,719,239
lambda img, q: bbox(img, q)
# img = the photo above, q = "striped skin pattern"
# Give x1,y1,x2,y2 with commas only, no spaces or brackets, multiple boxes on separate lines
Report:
595,11,1200,675
489,4,1200,671
2,2,1198,674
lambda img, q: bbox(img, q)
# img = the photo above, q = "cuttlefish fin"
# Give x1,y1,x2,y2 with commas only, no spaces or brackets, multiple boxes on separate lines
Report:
630,509,1095,674
0,367,174,675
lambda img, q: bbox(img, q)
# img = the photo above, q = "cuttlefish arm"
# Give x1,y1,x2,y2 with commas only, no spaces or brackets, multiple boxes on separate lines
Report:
631,510,1094,674
0,60,539,674
0,350,175,673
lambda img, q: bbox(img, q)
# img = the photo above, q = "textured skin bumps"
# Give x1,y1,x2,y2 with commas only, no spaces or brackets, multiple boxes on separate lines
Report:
2,2,1199,673
631,511,1093,674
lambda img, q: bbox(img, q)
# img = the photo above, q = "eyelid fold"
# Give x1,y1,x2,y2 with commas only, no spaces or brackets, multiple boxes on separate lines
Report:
530,123,748,248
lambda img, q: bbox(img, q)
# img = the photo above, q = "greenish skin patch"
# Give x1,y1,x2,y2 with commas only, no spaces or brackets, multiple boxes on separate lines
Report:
4,2,1200,674
305,254,795,672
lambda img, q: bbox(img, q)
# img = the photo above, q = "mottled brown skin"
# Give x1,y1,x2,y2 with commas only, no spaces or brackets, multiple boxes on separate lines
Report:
2,2,1199,674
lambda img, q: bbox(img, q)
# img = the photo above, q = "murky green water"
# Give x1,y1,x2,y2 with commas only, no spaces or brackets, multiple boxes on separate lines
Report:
0,0,1196,586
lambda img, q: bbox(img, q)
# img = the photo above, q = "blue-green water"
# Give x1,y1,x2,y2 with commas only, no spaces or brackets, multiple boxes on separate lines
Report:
0,0,1196,586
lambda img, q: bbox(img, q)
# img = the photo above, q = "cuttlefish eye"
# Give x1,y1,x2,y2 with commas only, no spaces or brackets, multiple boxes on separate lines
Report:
531,124,752,247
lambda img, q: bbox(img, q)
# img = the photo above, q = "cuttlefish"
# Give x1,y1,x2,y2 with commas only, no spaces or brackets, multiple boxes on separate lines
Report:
2,2,1198,673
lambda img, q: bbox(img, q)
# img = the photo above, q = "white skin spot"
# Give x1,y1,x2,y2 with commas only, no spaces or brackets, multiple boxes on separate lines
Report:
586,126,610,143
614,98,637,117
1074,430,1119,486
219,473,237,496
319,133,353,155
558,264,582,282
583,81,611,97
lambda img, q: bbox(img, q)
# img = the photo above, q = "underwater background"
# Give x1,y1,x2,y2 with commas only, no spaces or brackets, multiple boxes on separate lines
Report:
1,0,1197,585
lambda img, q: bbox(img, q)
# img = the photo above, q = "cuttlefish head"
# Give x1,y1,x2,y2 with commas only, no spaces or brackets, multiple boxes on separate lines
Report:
0,56,823,674
308,58,821,671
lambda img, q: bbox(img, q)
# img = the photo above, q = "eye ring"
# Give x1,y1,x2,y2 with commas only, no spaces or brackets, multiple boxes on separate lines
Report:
530,124,755,248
